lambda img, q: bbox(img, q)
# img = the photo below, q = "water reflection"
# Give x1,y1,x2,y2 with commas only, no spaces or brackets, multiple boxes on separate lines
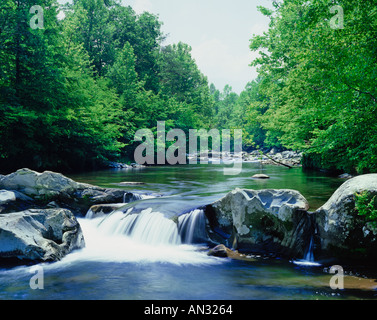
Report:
68,163,344,210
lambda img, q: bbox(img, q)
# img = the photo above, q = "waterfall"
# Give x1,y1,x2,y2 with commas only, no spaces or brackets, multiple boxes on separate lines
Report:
86,208,95,219
74,202,221,266
178,209,207,244
97,208,181,246
86,205,209,247
304,236,315,262
293,235,321,266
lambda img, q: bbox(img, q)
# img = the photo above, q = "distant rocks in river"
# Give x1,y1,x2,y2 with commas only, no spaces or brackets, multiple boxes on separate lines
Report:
107,161,146,169
115,182,146,186
338,173,353,179
246,150,303,167
187,149,302,167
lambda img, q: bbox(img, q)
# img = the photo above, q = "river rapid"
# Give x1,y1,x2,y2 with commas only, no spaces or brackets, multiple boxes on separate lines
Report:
0,163,376,300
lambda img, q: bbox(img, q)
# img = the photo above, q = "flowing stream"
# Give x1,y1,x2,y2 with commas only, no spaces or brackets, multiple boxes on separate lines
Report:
0,163,376,300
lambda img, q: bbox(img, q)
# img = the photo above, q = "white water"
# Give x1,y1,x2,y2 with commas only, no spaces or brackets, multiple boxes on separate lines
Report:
50,208,223,267
293,236,321,267
97,208,181,245
178,209,207,244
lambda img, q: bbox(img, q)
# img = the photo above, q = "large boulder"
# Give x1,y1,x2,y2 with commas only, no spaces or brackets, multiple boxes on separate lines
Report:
315,174,377,262
0,208,85,263
205,188,312,258
0,169,127,215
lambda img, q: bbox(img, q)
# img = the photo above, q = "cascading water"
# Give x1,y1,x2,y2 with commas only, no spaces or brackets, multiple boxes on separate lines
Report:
304,236,315,262
71,203,220,266
95,208,181,245
91,206,209,246
178,209,207,244
293,235,321,267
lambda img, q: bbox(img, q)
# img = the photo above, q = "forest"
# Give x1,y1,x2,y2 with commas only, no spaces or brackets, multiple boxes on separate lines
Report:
0,0,376,174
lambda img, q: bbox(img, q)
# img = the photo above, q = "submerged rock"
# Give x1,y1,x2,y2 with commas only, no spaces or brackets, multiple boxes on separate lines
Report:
0,208,85,263
205,188,312,258
316,174,377,262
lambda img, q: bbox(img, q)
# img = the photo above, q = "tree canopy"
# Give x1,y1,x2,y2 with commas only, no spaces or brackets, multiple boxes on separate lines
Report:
1,0,376,174
0,0,214,172
245,0,377,173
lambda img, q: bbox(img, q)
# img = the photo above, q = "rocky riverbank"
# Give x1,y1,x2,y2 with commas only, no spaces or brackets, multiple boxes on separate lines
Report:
105,149,304,169
0,168,376,265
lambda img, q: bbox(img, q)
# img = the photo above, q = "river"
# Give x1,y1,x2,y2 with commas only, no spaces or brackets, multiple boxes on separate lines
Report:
0,162,376,300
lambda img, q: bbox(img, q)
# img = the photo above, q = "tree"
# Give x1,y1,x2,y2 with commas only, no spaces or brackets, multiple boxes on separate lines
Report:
249,0,377,173
158,42,214,126
0,0,125,172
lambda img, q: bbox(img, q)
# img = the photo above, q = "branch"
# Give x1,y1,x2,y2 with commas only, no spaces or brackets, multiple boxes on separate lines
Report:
344,83,377,103
256,149,294,169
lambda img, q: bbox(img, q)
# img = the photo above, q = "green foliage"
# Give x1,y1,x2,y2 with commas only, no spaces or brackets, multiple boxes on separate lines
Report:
210,80,268,150
0,0,215,172
248,0,377,172
355,191,377,228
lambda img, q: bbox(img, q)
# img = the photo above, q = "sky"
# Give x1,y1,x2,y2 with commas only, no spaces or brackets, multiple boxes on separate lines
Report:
58,0,273,94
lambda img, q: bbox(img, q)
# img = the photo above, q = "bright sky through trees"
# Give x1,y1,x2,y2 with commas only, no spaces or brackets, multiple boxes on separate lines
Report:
58,0,272,93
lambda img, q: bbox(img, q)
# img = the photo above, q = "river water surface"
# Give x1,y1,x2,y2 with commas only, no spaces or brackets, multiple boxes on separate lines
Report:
1,162,376,300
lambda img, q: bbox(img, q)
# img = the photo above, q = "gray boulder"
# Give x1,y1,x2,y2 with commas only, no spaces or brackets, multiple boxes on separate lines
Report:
0,168,80,198
316,174,377,261
205,188,312,258
0,208,85,263
0,169,126,215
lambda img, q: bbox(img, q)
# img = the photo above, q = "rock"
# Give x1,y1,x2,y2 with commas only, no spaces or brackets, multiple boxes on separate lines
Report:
0,208,85,263
0,190,34,214
86,203,125,219
0,168,79,198
0,190,16,205
208,244,257,262
338,173,353,179
208,244,229,258
0,168,127,216
269,148,278,155
316,174,377,261
107,161,131,169
252,174,270,179
205,188,311,258
116,182,146,186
